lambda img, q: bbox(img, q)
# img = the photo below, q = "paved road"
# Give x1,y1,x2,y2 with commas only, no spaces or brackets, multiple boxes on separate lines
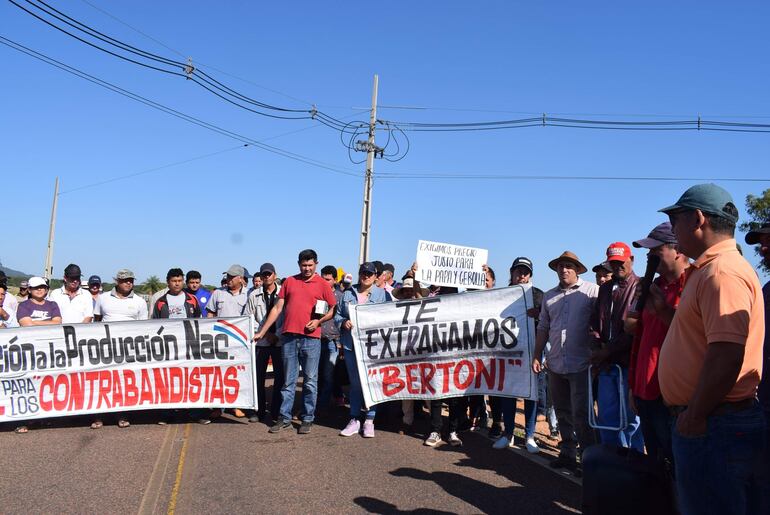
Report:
0,404,582,514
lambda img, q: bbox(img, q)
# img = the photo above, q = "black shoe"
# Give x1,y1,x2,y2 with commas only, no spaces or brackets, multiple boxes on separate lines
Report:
298,421,312,434
488,425,502,440
269,418,291,433
549,454,577,471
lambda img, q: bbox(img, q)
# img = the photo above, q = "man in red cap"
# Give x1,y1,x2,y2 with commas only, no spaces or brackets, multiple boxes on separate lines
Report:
590,242,644,451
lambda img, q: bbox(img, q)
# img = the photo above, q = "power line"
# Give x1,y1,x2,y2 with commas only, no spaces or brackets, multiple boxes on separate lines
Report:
376,171,770,182
11,0,366,128
0,34,363,179
59,145,249,195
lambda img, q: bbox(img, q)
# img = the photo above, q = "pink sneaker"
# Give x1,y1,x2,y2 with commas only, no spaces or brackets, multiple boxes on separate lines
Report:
362,419,375,438
340,419,360,437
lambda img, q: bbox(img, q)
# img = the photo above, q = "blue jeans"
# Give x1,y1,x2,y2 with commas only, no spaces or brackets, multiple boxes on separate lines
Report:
317,338,339,408
279,334,321,423
672,402,766,515
343,345,376,420
501,397,537,439
635,396,672,461
597,366,644,452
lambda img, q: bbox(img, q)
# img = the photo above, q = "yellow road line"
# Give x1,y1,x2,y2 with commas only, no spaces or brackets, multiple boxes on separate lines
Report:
137,424,177,515
167,423,191,515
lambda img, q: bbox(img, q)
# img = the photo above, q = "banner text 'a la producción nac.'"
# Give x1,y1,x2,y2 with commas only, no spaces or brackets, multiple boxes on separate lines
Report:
0,317,256,422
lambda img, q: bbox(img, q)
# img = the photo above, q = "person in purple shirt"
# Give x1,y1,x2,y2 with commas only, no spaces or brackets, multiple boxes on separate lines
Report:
17,276,61,326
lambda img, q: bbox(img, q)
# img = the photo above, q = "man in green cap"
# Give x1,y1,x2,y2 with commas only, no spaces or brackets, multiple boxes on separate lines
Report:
658,183,765,515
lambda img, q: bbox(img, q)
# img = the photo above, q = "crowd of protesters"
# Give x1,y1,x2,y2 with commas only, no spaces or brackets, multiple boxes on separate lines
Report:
0,183,768,515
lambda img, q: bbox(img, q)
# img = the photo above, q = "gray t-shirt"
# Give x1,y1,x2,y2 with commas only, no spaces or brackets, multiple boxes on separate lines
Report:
166,292,187,319
206,287,248,317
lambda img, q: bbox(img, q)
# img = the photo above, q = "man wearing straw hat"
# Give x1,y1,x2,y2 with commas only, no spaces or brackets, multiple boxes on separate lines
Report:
532,251,599,475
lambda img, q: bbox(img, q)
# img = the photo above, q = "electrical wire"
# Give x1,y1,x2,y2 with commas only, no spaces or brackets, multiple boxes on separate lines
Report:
0,35,363,179
375,171,770,182
11,0,365,128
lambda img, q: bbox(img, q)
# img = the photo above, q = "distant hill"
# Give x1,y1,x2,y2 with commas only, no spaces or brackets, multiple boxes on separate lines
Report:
0,262,30,278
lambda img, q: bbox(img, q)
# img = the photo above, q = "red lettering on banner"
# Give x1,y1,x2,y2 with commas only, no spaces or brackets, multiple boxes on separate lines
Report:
169,367,184,403
381,366,405,396
223,367,239,403
419,363,436,394
199,367,215,401
189,369,201,402
497,358,506,391
209,367,224,403
40,376,54,411
153,368,170,404
436,362,453,393
97,371,112,409
140,370,154,405
54,374,69,411
123,370,138,407
67,373,84,411
111,370,124,407
453,360,474,390
85,371,99,409
474,358,496,389
405,364,420,394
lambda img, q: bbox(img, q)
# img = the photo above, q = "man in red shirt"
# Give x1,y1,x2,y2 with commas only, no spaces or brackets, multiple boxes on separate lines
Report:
255,249,337,434
627,222,689,461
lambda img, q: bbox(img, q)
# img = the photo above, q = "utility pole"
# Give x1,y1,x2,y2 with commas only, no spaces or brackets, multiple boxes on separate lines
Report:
358,74,378,265
43,177,59,280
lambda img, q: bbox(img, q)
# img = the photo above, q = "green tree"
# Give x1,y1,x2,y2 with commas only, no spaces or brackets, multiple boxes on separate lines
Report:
740,188,770,275
140,275,164,295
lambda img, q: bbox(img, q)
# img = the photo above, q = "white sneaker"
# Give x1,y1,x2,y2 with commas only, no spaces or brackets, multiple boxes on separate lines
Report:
525,436,540,454
424,432,442,447
492,436,513,449
339,419,360,437
448,432,463,447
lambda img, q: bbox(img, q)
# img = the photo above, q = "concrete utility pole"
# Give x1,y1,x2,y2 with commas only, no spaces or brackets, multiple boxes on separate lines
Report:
43,177,59,280
358,74,378,265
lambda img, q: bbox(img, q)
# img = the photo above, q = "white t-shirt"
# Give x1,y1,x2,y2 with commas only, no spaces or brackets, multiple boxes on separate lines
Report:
95,289,149,321
48,286,94,324
166,292,187,319
1,293,18,328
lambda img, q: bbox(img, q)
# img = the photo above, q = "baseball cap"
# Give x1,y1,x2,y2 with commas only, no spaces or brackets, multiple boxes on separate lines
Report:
510,257,534,275
114,269,136,280
745,222,770,245
592,262,613,274
342,273,353,284
242,267,251,279
87,275,102,286
382,263,395,274
259,263,276,275
659,183,739,223
606,242,633,262
224,264,245,277
633,222,678,249
63,263,82,278
359,262,377,275
19,280,29,288
28,276,48,288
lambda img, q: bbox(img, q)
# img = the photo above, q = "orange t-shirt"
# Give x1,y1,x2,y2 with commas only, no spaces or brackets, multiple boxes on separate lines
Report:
659,238,765,406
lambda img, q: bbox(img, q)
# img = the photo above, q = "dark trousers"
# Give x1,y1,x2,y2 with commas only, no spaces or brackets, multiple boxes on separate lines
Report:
256,345,284,418
489,396,503,426
431,398,462,435
635,396,672,461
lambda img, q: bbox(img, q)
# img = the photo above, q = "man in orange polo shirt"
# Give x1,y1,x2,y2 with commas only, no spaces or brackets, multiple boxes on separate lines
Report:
659,184,765,515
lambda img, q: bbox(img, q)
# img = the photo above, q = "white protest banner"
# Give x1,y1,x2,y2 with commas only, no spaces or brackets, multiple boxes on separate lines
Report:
350,285,536,407
0,317,256,423
415,240,489,289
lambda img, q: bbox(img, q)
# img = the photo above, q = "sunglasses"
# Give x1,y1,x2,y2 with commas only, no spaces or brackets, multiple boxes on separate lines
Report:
260,271,273,277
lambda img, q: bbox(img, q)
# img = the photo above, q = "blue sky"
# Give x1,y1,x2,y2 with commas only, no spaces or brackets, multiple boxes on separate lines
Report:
2,1,769,289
